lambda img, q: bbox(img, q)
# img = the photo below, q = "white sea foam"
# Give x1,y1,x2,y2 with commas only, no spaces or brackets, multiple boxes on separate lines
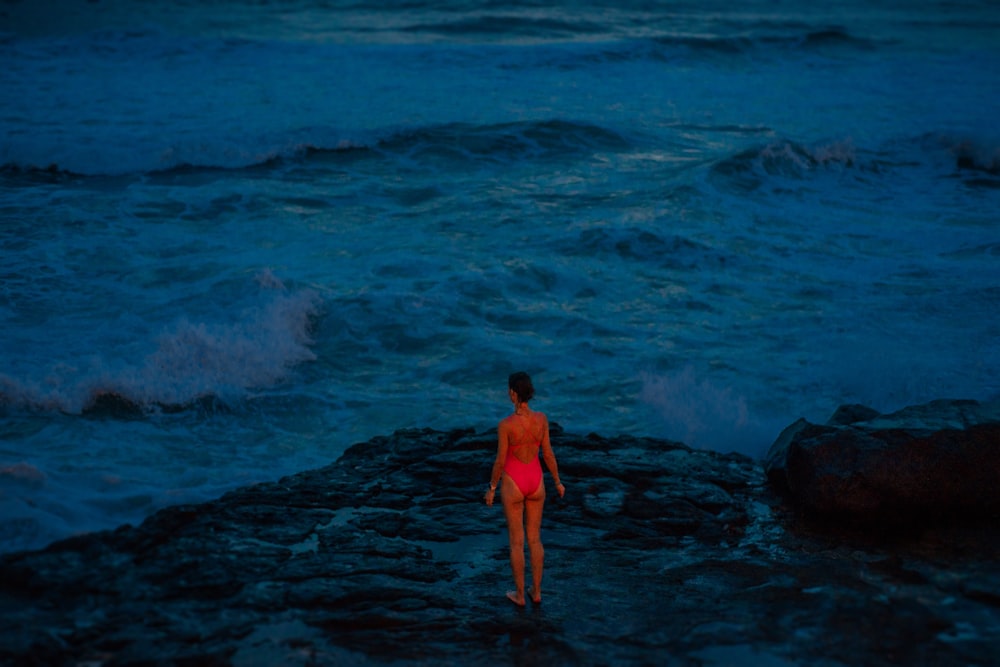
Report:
0,276,320,413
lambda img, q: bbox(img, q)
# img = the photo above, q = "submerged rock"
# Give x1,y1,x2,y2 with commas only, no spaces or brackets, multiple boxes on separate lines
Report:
1,418,998,665
765,398,1000,521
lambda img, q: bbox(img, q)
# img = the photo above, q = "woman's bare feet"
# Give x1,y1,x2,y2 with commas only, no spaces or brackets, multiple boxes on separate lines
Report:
506,590,526,607
528,586,542,605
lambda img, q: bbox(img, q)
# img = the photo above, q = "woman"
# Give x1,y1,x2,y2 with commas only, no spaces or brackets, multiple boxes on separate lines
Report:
484,371,565,607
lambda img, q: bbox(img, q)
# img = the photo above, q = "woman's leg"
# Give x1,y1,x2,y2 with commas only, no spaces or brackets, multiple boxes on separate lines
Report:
501,474,526,605
524,482,546,602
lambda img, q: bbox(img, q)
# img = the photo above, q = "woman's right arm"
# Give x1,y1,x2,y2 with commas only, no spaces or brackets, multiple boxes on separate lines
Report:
485,420,509,506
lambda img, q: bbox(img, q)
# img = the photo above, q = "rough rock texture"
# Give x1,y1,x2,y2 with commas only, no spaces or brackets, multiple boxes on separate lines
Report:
2,420,999,666
765,399,1000,521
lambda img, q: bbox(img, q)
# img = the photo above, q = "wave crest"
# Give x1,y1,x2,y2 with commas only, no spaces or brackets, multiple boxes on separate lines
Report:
0,119,629,178
377,119,630,164
654,28,874,57
709,138,858,192
0,272,321,416
401,14,605,41
553,28,881,67
943,137,1000,176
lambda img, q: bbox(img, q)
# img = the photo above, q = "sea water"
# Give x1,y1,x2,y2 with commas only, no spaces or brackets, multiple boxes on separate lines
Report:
1,0,998,554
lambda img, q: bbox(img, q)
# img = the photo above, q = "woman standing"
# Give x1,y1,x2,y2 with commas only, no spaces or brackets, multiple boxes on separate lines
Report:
485,372,565,606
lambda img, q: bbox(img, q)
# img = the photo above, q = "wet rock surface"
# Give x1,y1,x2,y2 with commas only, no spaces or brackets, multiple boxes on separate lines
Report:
2,418,999,666
765,398,1000,520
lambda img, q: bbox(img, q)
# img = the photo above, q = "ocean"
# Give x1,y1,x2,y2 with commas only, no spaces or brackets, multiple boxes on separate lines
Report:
1,0,998,555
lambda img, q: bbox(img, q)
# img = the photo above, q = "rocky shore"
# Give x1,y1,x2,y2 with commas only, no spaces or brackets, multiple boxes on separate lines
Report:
1,400,998,665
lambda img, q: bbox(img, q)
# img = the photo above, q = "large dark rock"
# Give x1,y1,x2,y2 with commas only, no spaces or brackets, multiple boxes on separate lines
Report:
765,399,1000,521
1,419,999,665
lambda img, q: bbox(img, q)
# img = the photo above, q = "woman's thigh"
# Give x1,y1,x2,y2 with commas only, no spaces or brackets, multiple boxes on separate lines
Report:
501,474,525,536
524,484,546,538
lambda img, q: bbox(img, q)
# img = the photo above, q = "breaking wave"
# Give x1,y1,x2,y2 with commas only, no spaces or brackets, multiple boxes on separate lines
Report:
708,138,863,192
0,271,321,416
0,119,631,179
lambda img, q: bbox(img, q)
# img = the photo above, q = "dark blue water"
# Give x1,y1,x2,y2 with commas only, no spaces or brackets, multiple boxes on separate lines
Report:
2,0,999,553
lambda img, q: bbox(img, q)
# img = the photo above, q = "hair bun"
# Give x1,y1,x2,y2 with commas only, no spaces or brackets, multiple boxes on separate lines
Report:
508,371,535,403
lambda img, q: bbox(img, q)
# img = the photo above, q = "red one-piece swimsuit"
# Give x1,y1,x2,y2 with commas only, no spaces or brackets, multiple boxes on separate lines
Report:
503,415,542,495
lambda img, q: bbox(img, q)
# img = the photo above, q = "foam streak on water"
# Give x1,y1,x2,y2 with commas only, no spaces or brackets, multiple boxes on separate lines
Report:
1,0,999,553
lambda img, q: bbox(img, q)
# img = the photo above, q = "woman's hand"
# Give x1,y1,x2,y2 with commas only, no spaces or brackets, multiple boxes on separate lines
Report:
556,482,565,498
484,487,496,506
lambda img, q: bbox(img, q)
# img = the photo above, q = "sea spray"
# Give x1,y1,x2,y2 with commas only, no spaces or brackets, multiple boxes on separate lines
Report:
640,366,771,456
0,273,320,413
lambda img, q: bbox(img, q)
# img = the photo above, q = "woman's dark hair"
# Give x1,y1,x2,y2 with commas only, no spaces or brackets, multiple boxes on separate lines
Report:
508,371,535,403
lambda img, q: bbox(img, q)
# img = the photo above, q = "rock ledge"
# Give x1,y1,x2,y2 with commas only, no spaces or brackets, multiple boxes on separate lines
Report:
2,420,998,665
765,398,1000,521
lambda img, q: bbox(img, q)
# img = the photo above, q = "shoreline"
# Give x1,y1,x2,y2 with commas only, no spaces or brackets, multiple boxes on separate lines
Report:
2,403,998,665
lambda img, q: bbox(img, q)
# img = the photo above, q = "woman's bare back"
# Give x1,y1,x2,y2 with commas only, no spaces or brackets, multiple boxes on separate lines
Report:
506,412,545,464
